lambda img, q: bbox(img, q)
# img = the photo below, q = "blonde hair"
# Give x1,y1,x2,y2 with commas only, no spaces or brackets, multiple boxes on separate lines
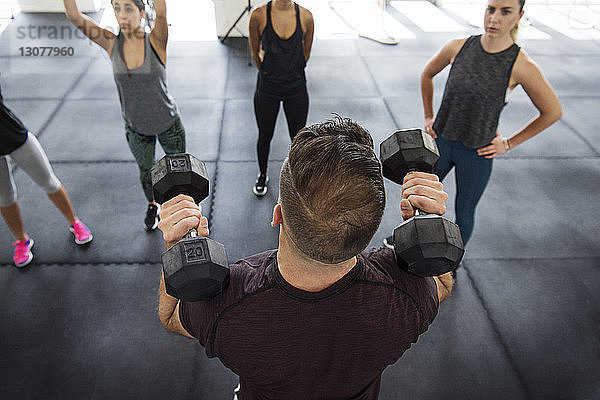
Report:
510,0,526,42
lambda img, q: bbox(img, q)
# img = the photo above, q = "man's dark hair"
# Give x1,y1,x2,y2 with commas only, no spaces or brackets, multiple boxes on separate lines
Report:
279,116,386,264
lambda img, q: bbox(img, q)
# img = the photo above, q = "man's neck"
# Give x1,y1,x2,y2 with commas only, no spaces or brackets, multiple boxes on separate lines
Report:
277,229,357,292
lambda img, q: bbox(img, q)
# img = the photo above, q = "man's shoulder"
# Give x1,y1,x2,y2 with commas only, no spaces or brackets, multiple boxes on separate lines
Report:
227,249,279,298
233,249,277,269
358,247,438,297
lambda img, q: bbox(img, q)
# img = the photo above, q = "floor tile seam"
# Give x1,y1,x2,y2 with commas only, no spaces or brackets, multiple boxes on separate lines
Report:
554,94,600,99
9,57,96,175
1,96,64,101
218,159,286,164
497,155,600,160
207,60,230,223
25,154,600,165
557,118,600,156
464,256,600,261
381,97,402,130
357,53,385,100
462,263,534,400
0,261,161,268
4,95,396,102
0,55,98,60
354,54,403,131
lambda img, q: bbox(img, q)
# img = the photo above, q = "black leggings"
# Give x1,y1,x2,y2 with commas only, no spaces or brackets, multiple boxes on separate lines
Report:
254,86,309,175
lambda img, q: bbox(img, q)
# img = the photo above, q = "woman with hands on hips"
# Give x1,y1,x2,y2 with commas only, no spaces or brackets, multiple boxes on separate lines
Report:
390,0,562,255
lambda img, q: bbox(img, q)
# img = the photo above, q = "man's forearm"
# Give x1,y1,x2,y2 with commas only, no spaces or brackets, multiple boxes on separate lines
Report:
158,272,179,327
434,272,453,302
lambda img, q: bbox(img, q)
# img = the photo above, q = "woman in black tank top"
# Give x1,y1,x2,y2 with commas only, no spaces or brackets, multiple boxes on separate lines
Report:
397,0,562,258
249,1,314,197
63,0,186,231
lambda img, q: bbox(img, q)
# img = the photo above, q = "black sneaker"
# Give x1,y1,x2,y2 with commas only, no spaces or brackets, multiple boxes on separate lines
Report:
253,174,269,197
383,235,394,249
144,203,160,231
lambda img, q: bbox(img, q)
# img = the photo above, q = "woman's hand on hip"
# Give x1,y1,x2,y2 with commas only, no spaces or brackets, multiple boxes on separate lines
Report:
424,116,437,138
477,135,508,159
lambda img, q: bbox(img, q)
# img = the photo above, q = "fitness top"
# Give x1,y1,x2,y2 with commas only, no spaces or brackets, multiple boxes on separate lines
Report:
258,1,307,95
433,35,520,149
111,33,178,136
180,247,439,400
0,84,28,156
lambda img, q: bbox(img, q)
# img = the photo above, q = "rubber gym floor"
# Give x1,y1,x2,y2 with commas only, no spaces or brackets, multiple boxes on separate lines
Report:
0,7,599,400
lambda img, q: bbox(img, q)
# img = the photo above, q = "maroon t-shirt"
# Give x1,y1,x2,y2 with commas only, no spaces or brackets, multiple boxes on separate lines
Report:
180,247,439,400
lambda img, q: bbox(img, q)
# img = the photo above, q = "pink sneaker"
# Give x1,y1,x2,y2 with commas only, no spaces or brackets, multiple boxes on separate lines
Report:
69,219,93,245
12,237,34,268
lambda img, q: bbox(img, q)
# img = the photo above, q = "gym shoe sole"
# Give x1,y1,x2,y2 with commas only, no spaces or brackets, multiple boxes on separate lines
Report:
14,238,34,268
145,204,161,231
253,176,269,197
69,227,93,245
253,186,268,197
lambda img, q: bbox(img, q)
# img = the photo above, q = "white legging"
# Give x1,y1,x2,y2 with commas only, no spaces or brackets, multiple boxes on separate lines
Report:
0,133,62,207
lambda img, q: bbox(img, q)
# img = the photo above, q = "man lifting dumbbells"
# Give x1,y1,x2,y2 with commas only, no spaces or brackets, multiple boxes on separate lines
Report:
156,117,453,400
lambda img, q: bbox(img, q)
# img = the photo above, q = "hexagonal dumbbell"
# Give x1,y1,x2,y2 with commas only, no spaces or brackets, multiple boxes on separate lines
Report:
151,153,229,301
380,129,465,277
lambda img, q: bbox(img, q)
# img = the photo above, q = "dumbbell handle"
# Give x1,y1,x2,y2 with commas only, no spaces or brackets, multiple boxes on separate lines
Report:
185,229,198,239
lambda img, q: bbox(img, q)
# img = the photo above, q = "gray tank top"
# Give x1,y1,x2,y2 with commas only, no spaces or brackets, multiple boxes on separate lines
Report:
111,33,178,136
433,35,520,148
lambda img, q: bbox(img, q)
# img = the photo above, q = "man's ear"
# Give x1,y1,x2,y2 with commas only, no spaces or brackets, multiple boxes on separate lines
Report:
272,203,283,227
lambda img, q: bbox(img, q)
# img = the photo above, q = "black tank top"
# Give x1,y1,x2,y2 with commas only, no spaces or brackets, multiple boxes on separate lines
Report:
0,83,28,156
258,1,306,95
433,35,520,149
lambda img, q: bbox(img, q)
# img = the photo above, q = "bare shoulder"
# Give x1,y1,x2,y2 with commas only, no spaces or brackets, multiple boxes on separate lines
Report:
299,5,314,32
250,4,267,32
446,38,468,62
512,49,543,84
250,4,266,21
299,5,314,22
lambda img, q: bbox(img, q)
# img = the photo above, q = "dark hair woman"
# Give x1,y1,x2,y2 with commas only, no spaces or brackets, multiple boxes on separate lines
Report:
248,0,314,197
63,0,185,230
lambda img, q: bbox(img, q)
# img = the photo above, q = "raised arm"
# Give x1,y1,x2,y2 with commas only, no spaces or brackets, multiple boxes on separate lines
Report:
477,52,562,159
302,8,314,63
157,194,207,338
421,39,465,138
149,0,168,58
63,0,115,54
400,172,453,302
249,7,265,70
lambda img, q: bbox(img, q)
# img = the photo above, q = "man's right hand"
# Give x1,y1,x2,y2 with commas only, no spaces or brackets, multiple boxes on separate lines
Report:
400,172,447,220
158,194,209,250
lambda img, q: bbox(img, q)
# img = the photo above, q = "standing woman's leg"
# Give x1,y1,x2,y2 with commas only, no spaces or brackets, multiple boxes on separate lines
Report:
434,136,455,182
126,124,161,230
157,116,186,155
453,144,493,245
9,133,92,244
282,85,309,141
0,158,33,266
126,125,158,203
254,89,281,176
0,156,27,241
